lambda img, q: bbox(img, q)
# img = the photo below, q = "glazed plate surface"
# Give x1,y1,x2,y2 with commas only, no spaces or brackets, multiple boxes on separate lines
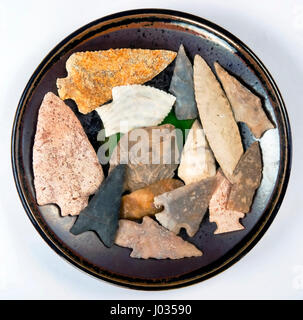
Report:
11,9,291,289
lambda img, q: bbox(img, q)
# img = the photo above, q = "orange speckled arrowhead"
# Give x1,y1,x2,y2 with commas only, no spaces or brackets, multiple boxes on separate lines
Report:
209,170,245,234
115,216,202,259
57,49,177,114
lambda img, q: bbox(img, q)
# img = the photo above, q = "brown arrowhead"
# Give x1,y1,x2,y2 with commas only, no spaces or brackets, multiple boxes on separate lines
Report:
115,216,202,259
110,124,179,191
209,170,245,234
120,179,184,220
57,49,177,114
227,142,262,213
155,176,216,237
33,92,104,216
215,63,274,138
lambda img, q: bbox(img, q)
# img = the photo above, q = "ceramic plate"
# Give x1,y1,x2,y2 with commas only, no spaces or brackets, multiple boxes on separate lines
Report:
11,9,291,290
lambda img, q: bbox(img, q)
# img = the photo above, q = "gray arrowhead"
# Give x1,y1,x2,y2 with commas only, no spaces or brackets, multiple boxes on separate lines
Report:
169,44,198,120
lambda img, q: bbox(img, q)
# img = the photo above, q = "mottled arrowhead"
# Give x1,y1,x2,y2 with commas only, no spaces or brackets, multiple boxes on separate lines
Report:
178,120,216,184
169,44,198,120
154,177,216,237
120,179,184,220
57,49,176,114
33,92,104,216
215,63,274,138
209,170,245,234
96,85,175,136
115,216,202,259
194,55,243,179
227,142,262,213
110,124,179,191
70,164,126,247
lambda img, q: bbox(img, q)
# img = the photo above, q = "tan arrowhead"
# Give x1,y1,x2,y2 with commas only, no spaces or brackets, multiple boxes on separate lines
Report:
215,63,274,138
57,49,177,114
120,179,184,220
209,170,245,234
227,142,262,213
155,177,216,237
115,216,202,259
33,92,104,216
110,124,179,191
193,55,243,179
178,120,216,184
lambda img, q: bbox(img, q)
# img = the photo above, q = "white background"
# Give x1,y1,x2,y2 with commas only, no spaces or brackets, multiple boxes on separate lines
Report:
0,0,302,300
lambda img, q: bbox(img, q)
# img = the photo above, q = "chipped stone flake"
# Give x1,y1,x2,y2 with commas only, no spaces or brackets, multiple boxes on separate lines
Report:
57,49,177,114
178,120,216,184
96,85,175,137
155,177,216,237
115,216,202,259
33,92,104,216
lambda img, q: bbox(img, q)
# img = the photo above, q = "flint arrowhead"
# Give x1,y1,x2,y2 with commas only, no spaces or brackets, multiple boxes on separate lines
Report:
110,124,179,191
178,120,216,184
57,49,176,114
70,164,126,247
33,92,104,216
227,142,262,213
155,177,216,237
194,55,243,179
215,63,274,138
209,170,245,234
120,179,184,220
169,44,198,120
96,85,175,137
115,216,202,259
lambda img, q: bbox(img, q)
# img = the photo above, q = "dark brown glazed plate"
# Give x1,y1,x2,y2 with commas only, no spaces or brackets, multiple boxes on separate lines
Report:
11,9,292,290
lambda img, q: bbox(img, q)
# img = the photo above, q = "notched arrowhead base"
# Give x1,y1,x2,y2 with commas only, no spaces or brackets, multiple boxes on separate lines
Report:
70,164,126,248
209,170,245,234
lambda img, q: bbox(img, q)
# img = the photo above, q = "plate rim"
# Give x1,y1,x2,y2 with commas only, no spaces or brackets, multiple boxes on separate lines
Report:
11,8,292,290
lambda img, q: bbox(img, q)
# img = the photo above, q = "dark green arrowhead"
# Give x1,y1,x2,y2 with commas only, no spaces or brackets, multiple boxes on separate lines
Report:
70,164,126,247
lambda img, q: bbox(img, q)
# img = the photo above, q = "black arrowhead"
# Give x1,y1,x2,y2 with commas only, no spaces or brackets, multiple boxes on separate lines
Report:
70,164,126,247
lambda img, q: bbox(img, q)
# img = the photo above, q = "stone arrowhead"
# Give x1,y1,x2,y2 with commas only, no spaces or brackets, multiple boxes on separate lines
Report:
154,176,216,237
178,120,216,184
169,44,198,120
96,85,176,137
33,92,104,216
209,170,245,234
120,179,184,220
227,142,262,213
215,63,274,138
193,55,243,179
57,49,176,114
115,216,202,259
110,124,180,191
70,164,126,248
